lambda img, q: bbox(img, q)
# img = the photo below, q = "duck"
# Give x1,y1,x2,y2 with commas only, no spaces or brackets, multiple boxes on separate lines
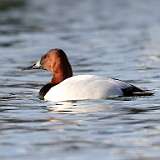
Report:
29,48,153,102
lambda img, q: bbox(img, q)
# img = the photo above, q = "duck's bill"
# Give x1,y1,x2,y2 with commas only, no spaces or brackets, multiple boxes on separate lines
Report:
23,60,42,70
32,60,42,69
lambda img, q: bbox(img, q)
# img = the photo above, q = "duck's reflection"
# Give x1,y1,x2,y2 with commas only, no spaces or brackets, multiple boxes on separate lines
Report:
46,100,112,113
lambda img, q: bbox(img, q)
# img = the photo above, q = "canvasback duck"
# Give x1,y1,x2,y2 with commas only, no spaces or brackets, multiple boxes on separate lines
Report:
30,48,153,102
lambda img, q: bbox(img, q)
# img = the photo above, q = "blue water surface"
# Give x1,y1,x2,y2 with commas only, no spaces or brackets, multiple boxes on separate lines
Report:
0,0,160,159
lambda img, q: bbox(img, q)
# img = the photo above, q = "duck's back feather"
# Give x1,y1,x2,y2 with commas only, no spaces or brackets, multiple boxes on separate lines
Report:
44,75,150,102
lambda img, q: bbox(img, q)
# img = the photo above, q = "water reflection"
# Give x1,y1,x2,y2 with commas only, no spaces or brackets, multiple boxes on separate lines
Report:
47,100,112,113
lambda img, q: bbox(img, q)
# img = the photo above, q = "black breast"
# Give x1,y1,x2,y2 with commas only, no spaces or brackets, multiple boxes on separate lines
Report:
39,83,55,100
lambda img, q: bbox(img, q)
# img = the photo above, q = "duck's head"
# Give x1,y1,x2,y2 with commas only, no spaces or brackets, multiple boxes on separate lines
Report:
32,48,73,84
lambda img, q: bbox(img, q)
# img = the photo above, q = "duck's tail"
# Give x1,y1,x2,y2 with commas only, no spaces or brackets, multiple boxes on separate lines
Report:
122,85,154,97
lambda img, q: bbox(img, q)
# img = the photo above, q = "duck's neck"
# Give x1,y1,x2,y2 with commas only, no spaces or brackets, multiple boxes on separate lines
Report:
51,65,73,85
51,73,69,85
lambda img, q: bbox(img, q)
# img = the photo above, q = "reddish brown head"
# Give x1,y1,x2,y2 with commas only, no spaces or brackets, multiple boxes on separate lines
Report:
33,48,73,85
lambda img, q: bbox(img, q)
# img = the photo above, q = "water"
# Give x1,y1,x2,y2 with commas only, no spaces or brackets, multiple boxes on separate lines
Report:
0,0,160,159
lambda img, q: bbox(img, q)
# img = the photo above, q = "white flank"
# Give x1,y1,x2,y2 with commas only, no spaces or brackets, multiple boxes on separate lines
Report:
44,75,131,102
